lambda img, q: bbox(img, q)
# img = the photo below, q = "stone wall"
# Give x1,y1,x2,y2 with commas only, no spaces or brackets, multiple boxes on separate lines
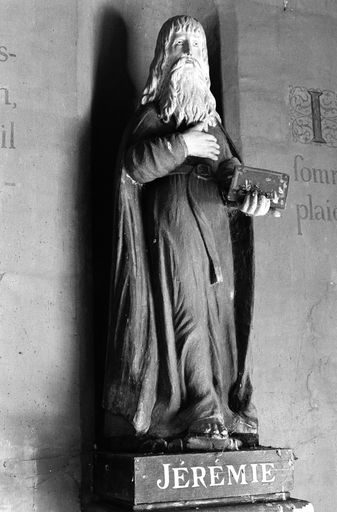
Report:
0,1,92,510
220,2,337,510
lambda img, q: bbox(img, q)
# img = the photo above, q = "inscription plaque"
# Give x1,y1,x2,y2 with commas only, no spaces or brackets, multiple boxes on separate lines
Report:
95,449,294,508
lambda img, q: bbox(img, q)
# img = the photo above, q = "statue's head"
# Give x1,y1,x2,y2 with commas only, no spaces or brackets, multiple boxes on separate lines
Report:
141,15,219,128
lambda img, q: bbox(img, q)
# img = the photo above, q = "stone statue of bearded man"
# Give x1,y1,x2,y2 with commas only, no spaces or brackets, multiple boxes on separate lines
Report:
103,15,270,452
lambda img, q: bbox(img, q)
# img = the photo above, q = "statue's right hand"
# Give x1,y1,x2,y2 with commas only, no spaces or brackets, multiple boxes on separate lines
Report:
181,122,220,161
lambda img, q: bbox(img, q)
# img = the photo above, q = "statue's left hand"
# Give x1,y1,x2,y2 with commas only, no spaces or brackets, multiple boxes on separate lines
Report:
240,192,281,217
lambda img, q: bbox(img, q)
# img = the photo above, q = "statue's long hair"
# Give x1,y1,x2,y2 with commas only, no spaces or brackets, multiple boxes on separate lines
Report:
141,16,211,106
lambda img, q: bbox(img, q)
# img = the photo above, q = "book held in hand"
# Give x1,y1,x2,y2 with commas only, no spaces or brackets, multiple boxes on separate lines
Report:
227,165,290,210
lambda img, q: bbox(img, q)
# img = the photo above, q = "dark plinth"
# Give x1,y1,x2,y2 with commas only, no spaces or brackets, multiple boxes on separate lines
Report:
85,499,313,512
94,448,295,510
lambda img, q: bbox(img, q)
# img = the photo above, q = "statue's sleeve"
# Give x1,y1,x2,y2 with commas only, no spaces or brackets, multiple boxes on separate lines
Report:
124,109,188,184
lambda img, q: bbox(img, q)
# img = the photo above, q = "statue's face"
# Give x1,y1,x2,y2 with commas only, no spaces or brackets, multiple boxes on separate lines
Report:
165,30,204,71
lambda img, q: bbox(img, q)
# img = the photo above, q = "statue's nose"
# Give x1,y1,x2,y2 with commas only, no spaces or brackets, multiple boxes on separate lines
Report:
183,40,192,55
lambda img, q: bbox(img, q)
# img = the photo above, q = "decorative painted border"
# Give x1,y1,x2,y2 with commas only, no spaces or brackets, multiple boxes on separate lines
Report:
289,86,337,148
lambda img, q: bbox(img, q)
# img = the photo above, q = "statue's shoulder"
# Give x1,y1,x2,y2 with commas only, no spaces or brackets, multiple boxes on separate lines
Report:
121,103,162,156
130,102,162,134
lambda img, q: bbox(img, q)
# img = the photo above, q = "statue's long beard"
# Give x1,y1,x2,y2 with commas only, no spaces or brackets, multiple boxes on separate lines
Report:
159,57,219,128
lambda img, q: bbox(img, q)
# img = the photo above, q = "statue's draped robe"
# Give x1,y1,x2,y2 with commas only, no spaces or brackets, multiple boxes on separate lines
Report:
103,103,255,438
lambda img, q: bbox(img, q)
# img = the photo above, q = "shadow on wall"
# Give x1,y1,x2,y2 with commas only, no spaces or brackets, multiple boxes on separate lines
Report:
217,3,242,155
202,8,224,121
90,7,136,443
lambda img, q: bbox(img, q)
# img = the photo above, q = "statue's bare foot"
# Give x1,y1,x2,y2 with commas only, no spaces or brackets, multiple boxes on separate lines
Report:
188,415,228,437
186,416,242,451
185,433,241,451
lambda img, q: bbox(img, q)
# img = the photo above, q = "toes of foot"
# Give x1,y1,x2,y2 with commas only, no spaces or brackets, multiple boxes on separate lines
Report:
212,425,220,435
204,424,212,434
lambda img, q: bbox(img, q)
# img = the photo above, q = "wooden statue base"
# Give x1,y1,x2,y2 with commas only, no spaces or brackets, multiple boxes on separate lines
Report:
94,448,297,510
85,499,313,511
